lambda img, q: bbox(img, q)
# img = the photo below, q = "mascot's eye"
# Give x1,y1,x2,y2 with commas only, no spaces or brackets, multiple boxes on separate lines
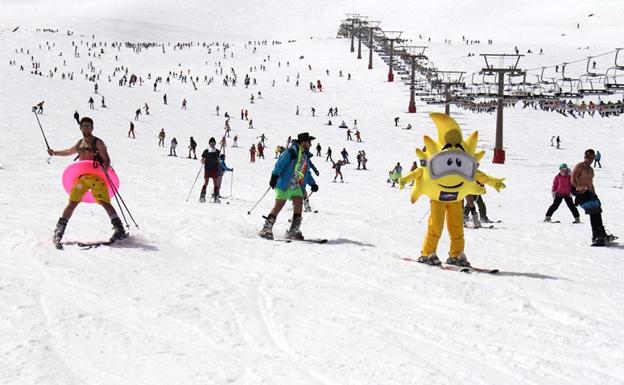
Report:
447,158,453,166
455,158,462,167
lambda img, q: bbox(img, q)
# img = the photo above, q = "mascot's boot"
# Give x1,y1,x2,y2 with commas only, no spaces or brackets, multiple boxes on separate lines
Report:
110,218,129,242
53,217,68,249
446,252,471,267
260,216,276,240
286,216,304,240
417,253,441,266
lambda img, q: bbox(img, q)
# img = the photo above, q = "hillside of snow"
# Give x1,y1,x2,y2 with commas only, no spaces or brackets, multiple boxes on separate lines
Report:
1,1,623,384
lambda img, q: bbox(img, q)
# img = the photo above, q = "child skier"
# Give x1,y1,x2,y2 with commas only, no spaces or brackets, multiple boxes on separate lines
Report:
544,163,580,223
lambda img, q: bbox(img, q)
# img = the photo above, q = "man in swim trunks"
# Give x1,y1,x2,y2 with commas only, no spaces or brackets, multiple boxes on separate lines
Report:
47,117,128,248
259,132,319,240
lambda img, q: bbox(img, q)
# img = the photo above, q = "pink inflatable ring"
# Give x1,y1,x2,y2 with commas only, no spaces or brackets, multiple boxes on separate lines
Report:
62,160,120,203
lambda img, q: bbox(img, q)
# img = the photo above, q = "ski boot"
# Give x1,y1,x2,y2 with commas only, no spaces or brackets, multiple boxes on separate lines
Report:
481,216,493,224
572,217,581,224
259,216,276,240
199,192,206,203
212,193,221,204
417,253,441,266
53,217,68,249
303,198,312,213
110,218,129,242
286,216,304,240
471,212,481,228
543,216,552,223
446,252,471,267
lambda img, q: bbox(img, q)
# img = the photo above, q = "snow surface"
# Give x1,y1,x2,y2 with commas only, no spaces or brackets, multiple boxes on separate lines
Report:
1,1,623,384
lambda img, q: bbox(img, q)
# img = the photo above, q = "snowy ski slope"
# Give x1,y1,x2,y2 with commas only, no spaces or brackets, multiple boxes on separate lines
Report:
1,1,623,384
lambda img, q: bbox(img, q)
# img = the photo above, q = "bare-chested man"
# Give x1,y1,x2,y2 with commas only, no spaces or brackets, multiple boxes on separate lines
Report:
47,117,128,249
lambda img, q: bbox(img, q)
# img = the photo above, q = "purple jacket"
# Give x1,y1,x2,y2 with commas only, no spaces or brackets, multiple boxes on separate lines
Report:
552,172,573,196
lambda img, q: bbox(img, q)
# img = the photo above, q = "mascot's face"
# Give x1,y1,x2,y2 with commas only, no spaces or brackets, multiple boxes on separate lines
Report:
415,113,485,202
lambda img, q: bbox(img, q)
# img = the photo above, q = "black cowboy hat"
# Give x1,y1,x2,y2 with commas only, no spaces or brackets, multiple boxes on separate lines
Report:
297,132,315,142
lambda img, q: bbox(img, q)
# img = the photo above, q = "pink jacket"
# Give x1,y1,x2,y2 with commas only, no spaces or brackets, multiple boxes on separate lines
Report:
552,172,573,196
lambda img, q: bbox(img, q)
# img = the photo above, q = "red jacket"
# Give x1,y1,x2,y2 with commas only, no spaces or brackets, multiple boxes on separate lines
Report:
552,172,573,196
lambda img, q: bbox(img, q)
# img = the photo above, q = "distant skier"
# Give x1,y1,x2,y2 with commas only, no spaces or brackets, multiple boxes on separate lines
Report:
593,150,602,168
128,121,135,138
134,108,141,120
340,148,349,163
169,137,178,157
332,159,345,182
556,135,561,149
544,163,580,223
315,143,322,157
158,128,165,147
88,97,95,109
188,136,197,159
47,117,128,248
325,147,333,162
73,110,80,125
249,144,256,162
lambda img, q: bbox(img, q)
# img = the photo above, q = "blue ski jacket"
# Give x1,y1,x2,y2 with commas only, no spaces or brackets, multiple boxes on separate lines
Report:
272,143,316,190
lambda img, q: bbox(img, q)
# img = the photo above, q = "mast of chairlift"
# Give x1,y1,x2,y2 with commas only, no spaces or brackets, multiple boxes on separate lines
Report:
480,53,524,164
383,31,403,81
365,22,380,69
403,46,428,113
431,71,465,115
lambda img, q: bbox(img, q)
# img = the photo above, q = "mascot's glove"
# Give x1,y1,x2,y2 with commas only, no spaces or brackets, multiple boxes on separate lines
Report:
488,177,506,192
269,174,278,189
476,171,506,192
313,168,320,176
399,168,423,190
311,184,319,192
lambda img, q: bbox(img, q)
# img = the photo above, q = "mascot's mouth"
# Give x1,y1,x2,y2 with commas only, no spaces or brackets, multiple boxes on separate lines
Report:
438,182,464,189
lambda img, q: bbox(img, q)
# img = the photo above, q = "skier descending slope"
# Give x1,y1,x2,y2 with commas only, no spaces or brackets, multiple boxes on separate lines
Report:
260,132,319,240
399,113,505,268
199,137,222,203
47,117,128,248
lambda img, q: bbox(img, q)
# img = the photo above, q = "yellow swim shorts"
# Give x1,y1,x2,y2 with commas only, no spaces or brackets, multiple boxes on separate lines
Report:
69,174,110,203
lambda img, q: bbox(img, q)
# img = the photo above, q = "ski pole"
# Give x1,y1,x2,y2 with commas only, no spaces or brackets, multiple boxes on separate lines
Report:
247,187,271,215
104,166,139,229
33,111,52,163
418,208,430,223
186,164,203,202
33,111,51,150
230,170,234,198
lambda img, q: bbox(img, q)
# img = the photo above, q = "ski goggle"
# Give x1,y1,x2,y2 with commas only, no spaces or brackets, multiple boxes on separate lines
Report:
422,150,478,181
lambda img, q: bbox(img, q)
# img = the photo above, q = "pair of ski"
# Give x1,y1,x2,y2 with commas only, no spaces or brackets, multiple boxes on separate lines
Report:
274,238,328,244
59,240,115,250
401,257,499,274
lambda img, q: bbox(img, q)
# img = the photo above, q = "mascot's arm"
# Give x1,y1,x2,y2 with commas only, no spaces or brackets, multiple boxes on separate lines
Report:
399,168,423,189
476,170,506,192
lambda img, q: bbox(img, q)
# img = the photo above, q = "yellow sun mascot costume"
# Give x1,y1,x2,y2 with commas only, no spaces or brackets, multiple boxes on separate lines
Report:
399,113,506,267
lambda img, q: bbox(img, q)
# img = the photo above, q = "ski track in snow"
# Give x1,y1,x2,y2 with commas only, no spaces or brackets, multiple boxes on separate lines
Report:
1,3,624,384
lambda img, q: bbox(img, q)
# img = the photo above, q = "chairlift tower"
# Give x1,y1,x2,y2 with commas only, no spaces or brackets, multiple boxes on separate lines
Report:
382,31,403,81
365,21,381,69
480,53,524,164
356,19,367,60
402,46,428,113
430,71,465,115
344,14,362,53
